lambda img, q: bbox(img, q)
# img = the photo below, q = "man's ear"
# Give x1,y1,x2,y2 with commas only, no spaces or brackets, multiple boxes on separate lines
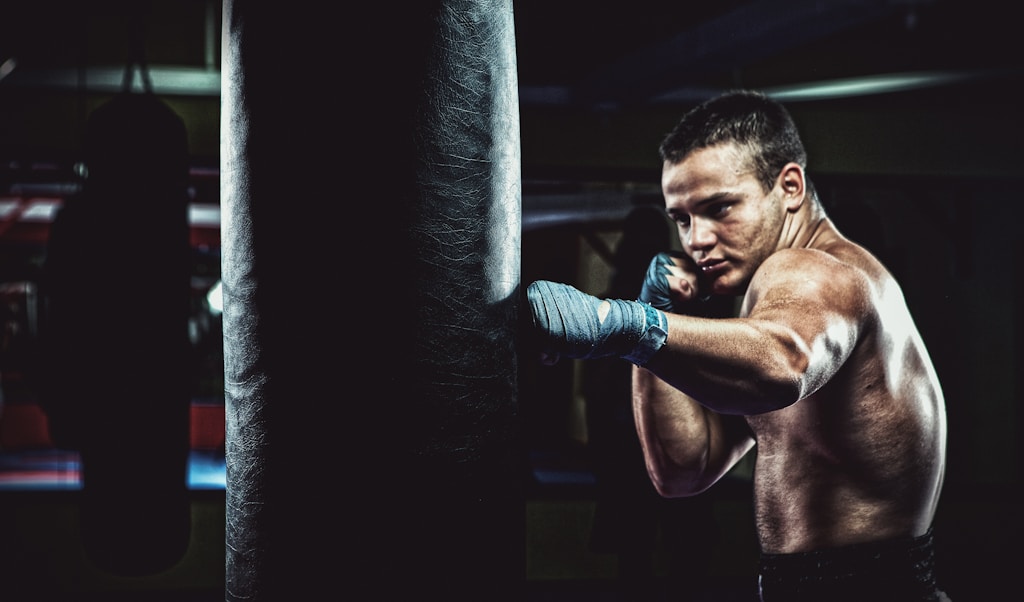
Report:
778,163,805,211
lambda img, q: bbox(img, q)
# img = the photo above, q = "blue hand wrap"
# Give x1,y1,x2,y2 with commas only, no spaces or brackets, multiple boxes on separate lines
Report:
624,301,670,366
528,280,669,366
639,251,679,312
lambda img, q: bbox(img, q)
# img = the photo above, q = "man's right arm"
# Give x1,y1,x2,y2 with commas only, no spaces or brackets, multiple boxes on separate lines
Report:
630,251,755,497
632,364,754,497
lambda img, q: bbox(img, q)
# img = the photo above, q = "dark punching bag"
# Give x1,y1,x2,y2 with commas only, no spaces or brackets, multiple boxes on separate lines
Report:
40,87,192,575
221,1,522,600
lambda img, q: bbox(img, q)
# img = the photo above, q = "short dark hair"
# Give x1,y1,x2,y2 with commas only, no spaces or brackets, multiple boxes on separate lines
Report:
659,90,807,193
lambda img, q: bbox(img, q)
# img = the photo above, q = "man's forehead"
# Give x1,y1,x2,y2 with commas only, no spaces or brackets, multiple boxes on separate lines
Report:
662,144,756,192
676,141,751,169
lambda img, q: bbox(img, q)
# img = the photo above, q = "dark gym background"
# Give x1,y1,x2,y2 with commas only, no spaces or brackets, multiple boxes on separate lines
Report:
1,1,1020,600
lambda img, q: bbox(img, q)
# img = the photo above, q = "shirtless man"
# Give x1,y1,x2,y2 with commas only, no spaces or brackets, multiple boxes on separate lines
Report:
526,90,950,601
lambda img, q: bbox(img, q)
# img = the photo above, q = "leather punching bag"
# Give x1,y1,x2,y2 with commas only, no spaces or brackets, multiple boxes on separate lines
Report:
41,88,192,575
221,1,522,600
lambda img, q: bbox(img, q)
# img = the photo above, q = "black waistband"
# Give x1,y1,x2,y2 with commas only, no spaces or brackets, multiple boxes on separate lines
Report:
758,529,946,601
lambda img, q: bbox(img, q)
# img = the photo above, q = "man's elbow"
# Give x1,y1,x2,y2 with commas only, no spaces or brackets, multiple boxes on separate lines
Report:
736,348,811,414
653,480,706,499
646,463,713,498
736,377,803,415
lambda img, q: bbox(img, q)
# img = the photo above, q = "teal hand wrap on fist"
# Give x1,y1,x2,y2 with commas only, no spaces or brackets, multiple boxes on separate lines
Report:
639,251,681,312
528,280,669,366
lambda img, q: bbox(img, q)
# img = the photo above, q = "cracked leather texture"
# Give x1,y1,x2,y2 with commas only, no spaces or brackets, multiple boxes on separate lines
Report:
222,1,521,599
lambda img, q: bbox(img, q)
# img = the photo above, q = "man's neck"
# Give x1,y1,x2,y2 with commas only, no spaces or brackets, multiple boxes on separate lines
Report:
778,202,836,251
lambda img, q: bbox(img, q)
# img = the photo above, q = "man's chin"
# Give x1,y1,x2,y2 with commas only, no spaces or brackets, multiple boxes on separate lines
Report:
709,275,747,297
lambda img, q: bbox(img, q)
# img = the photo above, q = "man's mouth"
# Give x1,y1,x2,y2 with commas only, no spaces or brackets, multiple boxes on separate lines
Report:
697,258,727,276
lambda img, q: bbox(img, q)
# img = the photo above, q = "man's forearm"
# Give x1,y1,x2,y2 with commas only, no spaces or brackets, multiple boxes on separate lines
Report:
632,365,755,497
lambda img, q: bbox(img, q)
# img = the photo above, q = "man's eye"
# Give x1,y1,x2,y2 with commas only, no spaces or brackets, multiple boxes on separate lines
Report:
674,216,690,228
710,202,732,217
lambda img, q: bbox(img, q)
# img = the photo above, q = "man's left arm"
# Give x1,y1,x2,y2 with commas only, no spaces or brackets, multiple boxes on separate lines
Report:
644,248,868,415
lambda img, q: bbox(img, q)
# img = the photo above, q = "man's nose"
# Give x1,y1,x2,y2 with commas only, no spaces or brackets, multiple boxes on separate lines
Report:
687,216,716,251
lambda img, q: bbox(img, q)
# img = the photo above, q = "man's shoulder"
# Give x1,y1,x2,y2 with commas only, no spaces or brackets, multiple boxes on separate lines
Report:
755,246,867,289
747,246,877,316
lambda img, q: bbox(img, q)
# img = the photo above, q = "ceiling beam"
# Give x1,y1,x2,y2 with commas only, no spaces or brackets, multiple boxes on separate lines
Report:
571,0,924,110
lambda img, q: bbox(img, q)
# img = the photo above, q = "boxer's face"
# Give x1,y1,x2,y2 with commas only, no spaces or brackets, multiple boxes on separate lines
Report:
661,142,786,295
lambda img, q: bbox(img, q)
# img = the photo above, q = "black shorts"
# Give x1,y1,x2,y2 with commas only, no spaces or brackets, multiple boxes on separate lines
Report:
757,528,951,601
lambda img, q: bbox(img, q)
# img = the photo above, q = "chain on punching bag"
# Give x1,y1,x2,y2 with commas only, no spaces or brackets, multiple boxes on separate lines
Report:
40,22,192,575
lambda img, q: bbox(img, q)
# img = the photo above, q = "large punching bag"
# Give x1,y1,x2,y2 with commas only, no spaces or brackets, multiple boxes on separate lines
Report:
221,1,522,600
40,83,192,574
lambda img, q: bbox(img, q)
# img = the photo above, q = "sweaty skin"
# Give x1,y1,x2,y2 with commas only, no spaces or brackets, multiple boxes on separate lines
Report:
632,142,947,554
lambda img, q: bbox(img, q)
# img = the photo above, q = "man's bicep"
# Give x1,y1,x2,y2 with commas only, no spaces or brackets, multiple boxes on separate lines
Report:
755,256,867,386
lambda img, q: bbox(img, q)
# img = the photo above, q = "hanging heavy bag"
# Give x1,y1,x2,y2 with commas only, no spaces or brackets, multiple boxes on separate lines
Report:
40,57,192,576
